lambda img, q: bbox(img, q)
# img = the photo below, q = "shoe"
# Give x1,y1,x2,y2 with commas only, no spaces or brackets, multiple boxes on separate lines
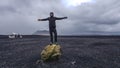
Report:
54,42,58,45
50,42,53,45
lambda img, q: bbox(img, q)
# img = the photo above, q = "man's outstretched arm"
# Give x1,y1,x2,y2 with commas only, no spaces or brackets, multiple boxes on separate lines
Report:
38,18,49,21
55,17,68,20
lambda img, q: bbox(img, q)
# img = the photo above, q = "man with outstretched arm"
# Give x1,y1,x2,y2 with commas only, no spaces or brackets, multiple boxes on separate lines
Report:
38,12,67,44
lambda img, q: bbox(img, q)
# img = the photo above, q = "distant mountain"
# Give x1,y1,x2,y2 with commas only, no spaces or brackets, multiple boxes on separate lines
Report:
33,30,49,35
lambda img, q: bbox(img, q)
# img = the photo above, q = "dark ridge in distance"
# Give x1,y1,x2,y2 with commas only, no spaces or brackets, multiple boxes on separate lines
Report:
1,35,120,39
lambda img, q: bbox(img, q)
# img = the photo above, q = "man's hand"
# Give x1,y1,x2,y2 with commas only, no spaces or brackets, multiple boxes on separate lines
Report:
38,19,42,21
64,17,68,19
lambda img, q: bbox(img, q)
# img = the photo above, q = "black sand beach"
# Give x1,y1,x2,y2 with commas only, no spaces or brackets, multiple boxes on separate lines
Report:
0,35,120,68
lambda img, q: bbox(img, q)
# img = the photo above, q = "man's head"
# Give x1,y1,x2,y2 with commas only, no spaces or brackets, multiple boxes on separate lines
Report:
50,12,54,17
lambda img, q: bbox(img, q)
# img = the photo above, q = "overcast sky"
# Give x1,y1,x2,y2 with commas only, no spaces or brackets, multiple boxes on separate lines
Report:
0,0,120,35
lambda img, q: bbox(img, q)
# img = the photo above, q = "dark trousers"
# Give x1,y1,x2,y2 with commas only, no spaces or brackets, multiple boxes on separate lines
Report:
49,27,57,43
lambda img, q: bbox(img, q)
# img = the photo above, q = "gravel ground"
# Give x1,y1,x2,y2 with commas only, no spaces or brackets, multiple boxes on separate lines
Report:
0,36,120,68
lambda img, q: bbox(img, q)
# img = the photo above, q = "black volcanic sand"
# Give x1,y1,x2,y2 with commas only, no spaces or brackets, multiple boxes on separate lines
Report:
0,36,120,68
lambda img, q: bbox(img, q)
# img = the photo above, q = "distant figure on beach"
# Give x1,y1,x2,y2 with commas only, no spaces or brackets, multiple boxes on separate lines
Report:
38,12,67,44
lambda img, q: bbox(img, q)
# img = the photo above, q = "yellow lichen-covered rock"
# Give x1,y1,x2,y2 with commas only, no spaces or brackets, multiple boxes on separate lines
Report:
41,44,61,61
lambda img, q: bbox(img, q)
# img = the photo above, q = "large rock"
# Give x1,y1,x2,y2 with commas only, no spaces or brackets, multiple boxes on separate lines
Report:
41,44,62,61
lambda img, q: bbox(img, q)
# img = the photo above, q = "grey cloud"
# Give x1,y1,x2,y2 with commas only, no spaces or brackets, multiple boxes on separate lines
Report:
0,0,120,35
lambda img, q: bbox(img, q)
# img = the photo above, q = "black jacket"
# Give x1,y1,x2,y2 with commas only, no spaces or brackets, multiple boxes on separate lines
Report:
40,17,66,29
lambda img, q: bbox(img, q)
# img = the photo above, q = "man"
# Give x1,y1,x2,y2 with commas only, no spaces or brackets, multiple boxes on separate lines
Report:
38,12,67,44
